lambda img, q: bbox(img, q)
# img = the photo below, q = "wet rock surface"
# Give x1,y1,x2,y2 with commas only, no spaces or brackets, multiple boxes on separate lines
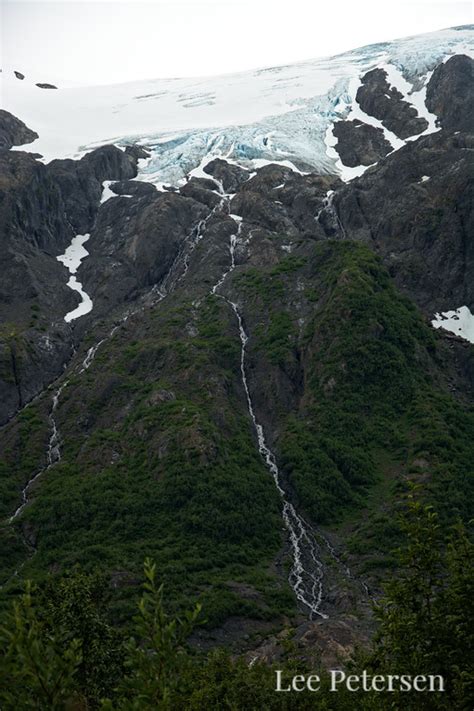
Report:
179,177,222,208
204,157,250,192
48,144,138,233
80,190,209,316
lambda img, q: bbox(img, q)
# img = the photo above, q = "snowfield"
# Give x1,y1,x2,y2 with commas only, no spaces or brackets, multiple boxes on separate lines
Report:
1,26,472,185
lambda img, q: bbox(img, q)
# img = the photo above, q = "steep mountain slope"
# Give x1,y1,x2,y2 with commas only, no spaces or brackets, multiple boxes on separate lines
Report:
0,29,473,662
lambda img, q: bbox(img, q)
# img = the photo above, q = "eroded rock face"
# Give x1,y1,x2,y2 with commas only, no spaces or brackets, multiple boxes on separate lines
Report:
0,110,38,150
230,190,298,235
230,164,340,237
357,68,428,139
0,144,141,424
0,325,74,424
332,119,392,167
48,145,138,234
204,158,250,192
179,177,222,208
80,190,209,315
329,130,474,315
110,179,157,198
426,54,474,132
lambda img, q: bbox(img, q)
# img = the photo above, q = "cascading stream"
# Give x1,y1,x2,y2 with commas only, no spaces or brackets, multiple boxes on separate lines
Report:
5,184,358,616
6,191,351,615
8,203,220,524
211,217,328,620
9,381,67,523
80,203,221,373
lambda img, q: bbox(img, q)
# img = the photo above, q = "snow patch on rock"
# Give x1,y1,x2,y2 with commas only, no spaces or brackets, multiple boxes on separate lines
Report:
379,63,439,138
101,180,133,203
57,233,93,322
432,306,474,343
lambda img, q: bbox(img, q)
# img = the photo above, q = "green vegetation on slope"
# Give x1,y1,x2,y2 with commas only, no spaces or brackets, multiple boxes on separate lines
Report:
232,240,474,575
2,238,473,633
1,500,472,710
2,297,289,627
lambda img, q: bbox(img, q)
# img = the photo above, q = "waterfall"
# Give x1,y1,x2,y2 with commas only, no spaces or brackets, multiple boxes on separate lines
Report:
211,219,328,619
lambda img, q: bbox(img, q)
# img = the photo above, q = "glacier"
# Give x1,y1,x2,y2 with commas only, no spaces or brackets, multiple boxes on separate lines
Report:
1,25,473,185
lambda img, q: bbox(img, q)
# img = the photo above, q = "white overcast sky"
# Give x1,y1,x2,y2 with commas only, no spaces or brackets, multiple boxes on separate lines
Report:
1,0,472,86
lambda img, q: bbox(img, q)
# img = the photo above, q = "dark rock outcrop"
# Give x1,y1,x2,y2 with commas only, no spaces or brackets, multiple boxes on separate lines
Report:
0,143,141,424
426,54,474,132
332,119,392,166
230,189,297,235
0,110,38,150
110,180,157,198
204,158,250,192
231,164,340,236
357,68,428,139
0,152,77,420
328,130,474,315
80,190,209,314
240,163,295,197
35,82,58,89
276,173,342,236
0,324,74,424
180,177,222,208
48,145,138,234
124,145,150,161
14,71,25,80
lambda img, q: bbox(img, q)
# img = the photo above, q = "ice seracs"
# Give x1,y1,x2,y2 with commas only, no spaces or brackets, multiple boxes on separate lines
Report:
1,26,471,184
